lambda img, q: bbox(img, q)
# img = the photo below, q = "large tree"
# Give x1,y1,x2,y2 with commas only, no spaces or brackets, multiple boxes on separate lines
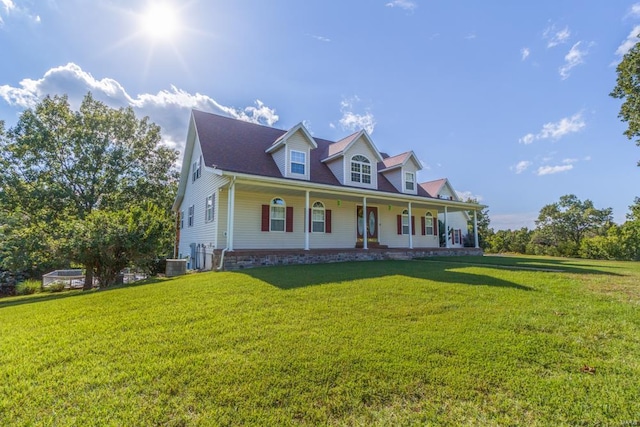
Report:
611,39,640,166
0,93,178,287
533,194,612,257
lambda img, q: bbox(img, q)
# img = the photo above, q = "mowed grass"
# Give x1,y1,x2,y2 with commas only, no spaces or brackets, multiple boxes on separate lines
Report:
1,257,639,426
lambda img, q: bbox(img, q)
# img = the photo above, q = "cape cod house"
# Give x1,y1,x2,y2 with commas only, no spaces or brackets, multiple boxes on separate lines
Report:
172,110,483,270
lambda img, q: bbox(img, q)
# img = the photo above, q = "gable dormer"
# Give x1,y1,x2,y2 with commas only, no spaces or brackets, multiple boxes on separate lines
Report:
378,151,423,195
322,130,383,189
265,122,317,180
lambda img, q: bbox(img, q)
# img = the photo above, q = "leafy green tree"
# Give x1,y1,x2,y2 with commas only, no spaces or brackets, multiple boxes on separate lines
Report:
463,198,491,249
0,93,178,288
611,40,640,166
533,194,612,257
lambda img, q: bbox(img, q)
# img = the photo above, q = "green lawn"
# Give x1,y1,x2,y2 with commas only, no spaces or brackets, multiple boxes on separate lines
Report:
1,256,639,426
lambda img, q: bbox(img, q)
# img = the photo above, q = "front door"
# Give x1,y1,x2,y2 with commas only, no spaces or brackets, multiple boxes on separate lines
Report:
356,206,378,243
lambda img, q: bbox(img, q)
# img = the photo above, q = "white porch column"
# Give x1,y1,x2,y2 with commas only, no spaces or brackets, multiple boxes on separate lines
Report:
227,178,236,251
408,202,413,249
304,190,310,251
474,210,479,249
363,197,368,250
444,206,449,249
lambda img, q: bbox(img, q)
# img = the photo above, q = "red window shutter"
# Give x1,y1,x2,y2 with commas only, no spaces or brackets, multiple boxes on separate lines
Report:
261,205,269,232
308,209,312,233
411,216,416,235
421,216,426,235
397,215,402,235
286,207,294,232
433,218,438,235
326,210,332,233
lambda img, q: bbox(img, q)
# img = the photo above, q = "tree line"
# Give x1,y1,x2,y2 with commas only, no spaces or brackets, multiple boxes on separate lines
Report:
0,93,178,289
469,195,640,261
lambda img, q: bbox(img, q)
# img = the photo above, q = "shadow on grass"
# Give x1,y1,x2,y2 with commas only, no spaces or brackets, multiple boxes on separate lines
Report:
0,277,171,310
239,260,534,291
425,255,626,276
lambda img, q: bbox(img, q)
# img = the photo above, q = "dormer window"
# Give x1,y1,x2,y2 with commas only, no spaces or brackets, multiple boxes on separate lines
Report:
405,172,415,191
351,155,371,184
290,150,306,175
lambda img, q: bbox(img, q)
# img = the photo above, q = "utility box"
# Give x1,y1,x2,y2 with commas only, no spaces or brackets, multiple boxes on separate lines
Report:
165,259,187,277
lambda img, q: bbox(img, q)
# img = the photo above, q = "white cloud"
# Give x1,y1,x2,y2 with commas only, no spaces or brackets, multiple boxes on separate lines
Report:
559,41,589,79
614,25,640,59
465,33,477,40
562,158,578,164
310,34,331,42
519,112,585,144
0,62,279,152
521,47,530,61
385,0,417,11
544,25,570,48
511,160,532,174
627,3,640,18
337,96,376,134
536,164,573,176
456,190,483,202
0,0,40,25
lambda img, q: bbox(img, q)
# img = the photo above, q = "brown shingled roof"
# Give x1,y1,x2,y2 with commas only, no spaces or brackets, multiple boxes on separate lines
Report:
192,110,428,197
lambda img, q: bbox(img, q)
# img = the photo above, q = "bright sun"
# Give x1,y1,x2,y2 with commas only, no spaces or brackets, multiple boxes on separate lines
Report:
141,3,179,40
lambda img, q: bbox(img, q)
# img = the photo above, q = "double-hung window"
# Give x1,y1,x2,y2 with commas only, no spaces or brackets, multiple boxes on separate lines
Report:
351,155,371,184
405,172,415,191
192,156,202,182
290,150,306,175
312,201,325,233
270,198,286,231
205,194,215,223
425,213,434,235
188,205,194,227
402,209,410,235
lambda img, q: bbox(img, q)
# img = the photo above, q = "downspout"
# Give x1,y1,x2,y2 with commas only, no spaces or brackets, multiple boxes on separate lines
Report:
215,175,236,272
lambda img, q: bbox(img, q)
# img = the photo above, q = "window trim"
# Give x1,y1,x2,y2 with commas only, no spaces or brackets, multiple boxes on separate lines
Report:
270,197,286,232
425,212,434,235
192,156,202,182
205,194,215,223
188,205,194,227
405,172,415,191
350,155,372,184
290,150,306,175
401,209,410,235
312,201,325,233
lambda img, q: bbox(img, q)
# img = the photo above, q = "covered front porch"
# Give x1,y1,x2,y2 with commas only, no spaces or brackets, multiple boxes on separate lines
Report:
220,175,482,252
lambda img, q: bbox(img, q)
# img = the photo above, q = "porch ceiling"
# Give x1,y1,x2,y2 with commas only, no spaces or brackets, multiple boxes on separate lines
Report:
233,181,470,212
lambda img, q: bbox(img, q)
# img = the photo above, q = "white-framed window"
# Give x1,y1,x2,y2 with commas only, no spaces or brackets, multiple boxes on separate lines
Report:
405,172,415,191
180,210,184,229
351,155,371,184
188,205,194,227
402,209,410,235
205,194,215,223
425,212,434,235
192,156,202,182
270,198,286,232
312,201,325,233
290,150,306,175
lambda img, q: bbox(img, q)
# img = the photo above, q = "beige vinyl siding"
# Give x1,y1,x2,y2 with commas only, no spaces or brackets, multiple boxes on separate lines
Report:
230,191,356,250
382,169,402,192
344,136,379,189
286,130,311,180
177,137,229,261
378,207,439,249
325,158,344,184
271,146,286,177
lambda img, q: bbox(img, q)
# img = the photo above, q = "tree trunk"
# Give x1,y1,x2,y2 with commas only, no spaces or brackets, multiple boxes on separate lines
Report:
83,264,93,290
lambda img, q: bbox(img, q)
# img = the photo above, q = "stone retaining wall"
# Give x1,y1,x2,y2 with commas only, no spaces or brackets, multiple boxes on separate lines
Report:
212,248,483,271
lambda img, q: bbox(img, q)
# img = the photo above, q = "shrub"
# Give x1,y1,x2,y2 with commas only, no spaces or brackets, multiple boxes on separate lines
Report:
15,280,42,295
46,281,67,293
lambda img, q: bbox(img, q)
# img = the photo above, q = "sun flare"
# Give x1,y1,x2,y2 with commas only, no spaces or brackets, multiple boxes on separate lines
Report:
141,3,179,40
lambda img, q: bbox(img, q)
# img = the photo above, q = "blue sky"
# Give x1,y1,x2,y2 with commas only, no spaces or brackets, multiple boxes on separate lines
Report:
1,0,639,229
